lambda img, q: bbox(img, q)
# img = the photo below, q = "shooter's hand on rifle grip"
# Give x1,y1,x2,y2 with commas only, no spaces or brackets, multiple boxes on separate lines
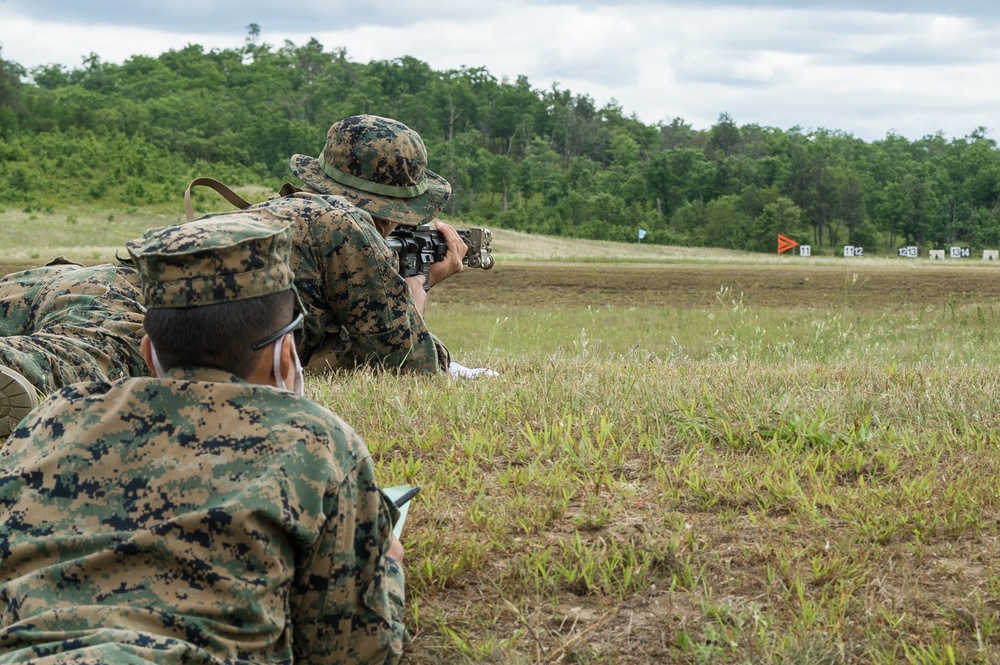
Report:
427,221,468,288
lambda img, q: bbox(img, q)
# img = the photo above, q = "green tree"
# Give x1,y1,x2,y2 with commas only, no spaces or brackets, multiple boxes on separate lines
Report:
8,37,1000,252
646,148,712,218
707,112,741,159
246,23,261,46
703,195,750,249
876,172,939,247
748,196,806,253
0,46,25,135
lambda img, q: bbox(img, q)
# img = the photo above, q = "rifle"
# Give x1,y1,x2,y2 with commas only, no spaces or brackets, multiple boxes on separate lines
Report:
385,226,494,286
180,178,496,281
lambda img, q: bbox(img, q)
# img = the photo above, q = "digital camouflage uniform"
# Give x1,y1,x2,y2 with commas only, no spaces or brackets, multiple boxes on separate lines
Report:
186,114,453,374
0,196,439,435
0,260,147,394
284,113,454,373
0,114,452,433
0,189,442,410
0,214,407,665
288,115,452,229
241,194,445,373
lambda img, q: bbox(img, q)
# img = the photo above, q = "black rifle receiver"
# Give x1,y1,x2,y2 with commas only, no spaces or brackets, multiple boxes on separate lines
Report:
385,226,494,284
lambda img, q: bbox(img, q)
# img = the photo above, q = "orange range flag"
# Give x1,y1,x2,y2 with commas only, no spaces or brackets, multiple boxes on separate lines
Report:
777,234,799,254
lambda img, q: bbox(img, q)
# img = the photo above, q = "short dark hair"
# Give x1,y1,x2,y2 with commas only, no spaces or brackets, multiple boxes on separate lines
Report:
144,290,296,378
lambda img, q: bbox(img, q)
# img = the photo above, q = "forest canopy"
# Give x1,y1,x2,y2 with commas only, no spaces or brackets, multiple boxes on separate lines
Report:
1,39,999,254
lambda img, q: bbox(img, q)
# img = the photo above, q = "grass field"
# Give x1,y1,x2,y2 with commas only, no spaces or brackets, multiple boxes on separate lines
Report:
380,257,1000,664
4,207,1000,663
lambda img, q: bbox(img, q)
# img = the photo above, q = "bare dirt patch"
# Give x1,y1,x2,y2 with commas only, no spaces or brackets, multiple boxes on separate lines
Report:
436,261,1000,310
3,246,998,313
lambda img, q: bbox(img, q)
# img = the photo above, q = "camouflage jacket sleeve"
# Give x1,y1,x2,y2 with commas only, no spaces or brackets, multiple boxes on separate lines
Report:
290,452,408,665
276,194,441,373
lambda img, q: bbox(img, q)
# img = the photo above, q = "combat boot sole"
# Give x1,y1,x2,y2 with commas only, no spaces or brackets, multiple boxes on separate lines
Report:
0,366,38,438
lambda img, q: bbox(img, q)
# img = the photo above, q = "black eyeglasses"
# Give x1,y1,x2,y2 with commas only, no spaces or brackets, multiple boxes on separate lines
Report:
252,312,304,350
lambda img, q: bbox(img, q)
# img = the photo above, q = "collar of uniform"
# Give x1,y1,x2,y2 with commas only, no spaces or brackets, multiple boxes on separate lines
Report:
160,365,249,385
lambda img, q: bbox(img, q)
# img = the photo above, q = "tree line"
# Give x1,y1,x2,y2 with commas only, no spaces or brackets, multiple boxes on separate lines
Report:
1,34,999,254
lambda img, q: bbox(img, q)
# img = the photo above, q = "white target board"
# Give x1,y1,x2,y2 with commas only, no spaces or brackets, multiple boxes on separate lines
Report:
929,250,945,260
984,250,999,261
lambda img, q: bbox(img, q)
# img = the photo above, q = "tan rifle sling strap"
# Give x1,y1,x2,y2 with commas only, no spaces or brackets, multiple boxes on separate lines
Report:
184,178,304,221
183,177,252,221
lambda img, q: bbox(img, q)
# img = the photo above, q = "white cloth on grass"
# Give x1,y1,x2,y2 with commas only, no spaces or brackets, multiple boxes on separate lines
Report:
448,361,498,378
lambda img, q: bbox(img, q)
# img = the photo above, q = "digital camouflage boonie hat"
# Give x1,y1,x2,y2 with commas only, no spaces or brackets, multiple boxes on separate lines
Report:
290,114,452,227
126,211,296,309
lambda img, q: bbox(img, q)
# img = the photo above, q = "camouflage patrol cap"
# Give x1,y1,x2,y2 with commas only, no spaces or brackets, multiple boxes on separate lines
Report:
290,114,451,227
126,211,295,309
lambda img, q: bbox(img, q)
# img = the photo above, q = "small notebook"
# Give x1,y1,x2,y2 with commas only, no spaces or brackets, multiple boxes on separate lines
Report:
382,484,417,537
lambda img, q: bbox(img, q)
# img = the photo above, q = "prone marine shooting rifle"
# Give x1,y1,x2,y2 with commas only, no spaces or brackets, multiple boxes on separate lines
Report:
180,177,496,285
385,226,495,287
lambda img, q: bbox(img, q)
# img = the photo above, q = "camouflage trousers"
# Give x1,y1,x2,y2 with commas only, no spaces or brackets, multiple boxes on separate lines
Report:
304,325,451,374
0,262,149,396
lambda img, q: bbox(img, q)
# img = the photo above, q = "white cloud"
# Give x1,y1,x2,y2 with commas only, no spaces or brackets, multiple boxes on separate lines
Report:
528,8,641,86
0,12,237,69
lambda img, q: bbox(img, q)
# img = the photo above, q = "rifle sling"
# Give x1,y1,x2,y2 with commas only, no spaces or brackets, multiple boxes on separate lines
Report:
184,177,253,221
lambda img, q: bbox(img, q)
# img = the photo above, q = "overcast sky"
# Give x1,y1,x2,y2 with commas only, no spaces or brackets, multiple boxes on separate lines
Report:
2,0,999,142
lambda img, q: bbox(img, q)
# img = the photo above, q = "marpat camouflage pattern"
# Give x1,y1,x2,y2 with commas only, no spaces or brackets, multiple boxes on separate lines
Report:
125,211,298,309
0,261,147,395
246,193,447,373
0,367,407,664
289,115,451,228
0,193,442,419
